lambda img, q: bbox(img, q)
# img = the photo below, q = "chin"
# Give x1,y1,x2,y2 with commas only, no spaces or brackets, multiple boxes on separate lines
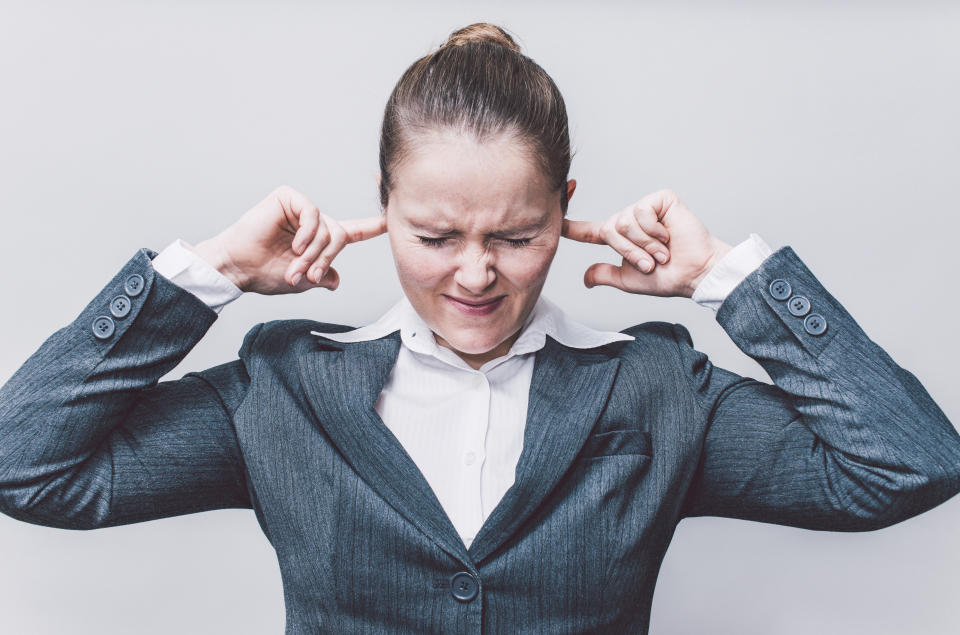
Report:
437,328,506,355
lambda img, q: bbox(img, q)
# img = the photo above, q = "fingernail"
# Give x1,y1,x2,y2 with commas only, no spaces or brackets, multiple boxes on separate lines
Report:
654,251,667,264
291,272,302,285
640,260,653,272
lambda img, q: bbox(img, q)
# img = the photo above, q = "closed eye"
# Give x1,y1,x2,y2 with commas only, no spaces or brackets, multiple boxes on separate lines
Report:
417,236,532,248
417,236,449,247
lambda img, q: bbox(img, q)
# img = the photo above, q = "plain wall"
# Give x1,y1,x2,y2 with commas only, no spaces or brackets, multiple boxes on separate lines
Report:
1,1,958,633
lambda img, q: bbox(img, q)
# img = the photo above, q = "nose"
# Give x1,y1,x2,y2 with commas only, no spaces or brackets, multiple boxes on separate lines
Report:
453,244,497,295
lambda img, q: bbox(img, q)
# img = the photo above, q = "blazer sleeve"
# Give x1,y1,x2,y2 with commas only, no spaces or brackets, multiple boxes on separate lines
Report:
0,247,259,530
678,245,960,530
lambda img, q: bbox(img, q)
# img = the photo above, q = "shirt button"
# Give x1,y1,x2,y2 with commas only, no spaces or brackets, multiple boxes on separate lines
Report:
449,571,479,602
464,451,477,466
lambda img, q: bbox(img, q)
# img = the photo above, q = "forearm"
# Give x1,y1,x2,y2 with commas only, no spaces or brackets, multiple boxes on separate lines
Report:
685,245,960,528
0,248,222,527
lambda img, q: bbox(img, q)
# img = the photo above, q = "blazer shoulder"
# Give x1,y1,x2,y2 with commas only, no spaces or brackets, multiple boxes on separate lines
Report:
577,320,692,365
619,320,693,352
237,318,357,361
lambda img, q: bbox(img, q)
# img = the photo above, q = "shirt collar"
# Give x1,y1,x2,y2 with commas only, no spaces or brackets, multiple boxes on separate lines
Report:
310,294,634,363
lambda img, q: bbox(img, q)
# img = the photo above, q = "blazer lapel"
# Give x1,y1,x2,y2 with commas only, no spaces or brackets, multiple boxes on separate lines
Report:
467,336,621,565
297,329,471,564
297,328,621,567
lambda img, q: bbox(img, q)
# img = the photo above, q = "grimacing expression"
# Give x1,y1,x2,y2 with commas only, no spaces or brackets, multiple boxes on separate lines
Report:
382,130,575,368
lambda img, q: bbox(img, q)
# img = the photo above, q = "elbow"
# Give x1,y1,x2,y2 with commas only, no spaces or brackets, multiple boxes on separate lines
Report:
0,501,103,531
0,471,113,531
827,456,960,531
824,405,960,531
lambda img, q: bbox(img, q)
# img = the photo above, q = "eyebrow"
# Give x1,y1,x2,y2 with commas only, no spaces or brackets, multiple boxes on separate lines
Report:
408,219,545,237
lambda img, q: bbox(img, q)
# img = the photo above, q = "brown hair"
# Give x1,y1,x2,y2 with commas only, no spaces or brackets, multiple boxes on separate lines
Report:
378,22,575,216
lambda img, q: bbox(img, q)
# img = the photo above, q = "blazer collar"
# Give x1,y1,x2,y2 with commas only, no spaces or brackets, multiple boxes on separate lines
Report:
299,318,625,566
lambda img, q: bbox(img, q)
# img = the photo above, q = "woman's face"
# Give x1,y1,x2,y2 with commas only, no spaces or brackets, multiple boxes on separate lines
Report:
383,129,574,368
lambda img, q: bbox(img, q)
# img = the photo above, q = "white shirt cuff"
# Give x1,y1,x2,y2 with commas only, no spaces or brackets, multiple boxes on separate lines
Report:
691,233,774,313
150,238,243,314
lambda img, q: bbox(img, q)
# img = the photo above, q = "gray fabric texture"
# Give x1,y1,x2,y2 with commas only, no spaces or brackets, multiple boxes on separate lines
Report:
2,245,958,634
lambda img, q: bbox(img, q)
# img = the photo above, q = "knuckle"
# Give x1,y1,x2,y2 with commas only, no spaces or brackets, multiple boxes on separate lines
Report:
310,231,328,251
327,223,345,243
613,215,633,233
300,212,317,231
632,204,655,223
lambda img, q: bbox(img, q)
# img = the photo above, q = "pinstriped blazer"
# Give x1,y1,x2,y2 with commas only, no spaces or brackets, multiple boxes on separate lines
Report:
1,243,959,634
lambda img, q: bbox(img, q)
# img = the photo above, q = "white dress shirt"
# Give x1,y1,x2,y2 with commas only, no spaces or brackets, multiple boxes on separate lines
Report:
151,233,773,548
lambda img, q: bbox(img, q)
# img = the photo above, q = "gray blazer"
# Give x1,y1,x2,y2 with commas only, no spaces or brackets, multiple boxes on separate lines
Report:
2,244,959,634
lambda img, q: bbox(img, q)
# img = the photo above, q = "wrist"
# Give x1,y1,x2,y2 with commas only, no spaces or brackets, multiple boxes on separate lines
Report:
685,236,733,298
191,238,247,291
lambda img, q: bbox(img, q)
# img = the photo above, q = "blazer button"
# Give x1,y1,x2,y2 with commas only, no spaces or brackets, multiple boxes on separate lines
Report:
124,274,145,297
804,313,828,336
449,571,479,602
787,295,811,317
110,295,132,319
769,279,792,300
92,315,115,340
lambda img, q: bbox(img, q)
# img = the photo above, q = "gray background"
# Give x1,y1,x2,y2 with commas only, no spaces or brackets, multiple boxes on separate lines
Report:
1,1,958,633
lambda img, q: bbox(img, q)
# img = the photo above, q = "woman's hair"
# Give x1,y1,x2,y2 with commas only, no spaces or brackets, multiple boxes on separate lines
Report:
378,22,574,216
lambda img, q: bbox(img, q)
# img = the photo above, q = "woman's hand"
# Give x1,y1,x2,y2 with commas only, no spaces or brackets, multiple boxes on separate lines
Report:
191,186,387,295
561,189,732,298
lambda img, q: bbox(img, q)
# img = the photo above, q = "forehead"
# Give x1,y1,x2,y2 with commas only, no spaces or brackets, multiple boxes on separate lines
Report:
390,130,556,229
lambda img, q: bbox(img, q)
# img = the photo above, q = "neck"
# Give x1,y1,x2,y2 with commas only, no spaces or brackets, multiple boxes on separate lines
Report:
434,328,523,371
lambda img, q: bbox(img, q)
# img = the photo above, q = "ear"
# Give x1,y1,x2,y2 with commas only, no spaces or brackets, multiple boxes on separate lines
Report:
566,179,577,201
377,174,389,214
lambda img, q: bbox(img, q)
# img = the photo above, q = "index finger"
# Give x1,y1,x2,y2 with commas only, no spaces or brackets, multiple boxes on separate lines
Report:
561,219,605,245
341,215,388,243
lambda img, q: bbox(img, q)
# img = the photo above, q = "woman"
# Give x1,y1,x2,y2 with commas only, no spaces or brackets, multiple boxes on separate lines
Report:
1,22,958,633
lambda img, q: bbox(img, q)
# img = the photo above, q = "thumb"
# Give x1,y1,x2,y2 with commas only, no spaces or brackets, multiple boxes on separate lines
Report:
316,266,340,291
584,263,627,291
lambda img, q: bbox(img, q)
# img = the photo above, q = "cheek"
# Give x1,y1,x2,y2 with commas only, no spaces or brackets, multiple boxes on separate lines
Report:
391,243,450,288
502,246,557,284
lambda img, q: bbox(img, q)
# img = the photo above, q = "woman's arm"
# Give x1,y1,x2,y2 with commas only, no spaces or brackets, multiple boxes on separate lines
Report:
562,189,960,527
0,247,259,529
677,244,960,529
0,186,385,530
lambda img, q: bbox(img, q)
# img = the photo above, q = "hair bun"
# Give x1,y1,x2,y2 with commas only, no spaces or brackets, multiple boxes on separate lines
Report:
443,22,521,53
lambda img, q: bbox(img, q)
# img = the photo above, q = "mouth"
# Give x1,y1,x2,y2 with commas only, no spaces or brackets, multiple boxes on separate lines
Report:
444,295,506,316
447,295,503,306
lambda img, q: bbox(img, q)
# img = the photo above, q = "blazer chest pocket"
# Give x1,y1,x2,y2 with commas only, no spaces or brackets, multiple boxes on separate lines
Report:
578,429,652,461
